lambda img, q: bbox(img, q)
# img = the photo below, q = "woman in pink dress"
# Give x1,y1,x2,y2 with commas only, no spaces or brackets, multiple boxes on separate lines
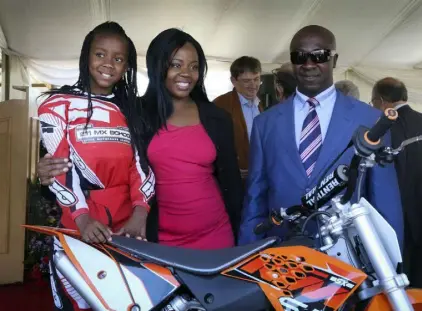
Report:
140,28,243,249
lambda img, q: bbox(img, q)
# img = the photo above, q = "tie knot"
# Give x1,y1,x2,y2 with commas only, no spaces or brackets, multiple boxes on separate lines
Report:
307,98,319,108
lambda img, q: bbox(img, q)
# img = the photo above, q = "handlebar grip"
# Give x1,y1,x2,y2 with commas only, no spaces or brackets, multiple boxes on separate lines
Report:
254,210,283,235
366,108,398,143
284,205,304,216
254,221,273,235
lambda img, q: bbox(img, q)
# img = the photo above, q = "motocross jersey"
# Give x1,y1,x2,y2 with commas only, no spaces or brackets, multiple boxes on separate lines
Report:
38,91,155,230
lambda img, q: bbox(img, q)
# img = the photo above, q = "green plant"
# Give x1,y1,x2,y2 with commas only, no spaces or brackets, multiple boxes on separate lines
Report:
25,179,59,279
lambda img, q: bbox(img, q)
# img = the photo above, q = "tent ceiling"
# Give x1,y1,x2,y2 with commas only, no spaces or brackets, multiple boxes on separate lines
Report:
1,0,422,70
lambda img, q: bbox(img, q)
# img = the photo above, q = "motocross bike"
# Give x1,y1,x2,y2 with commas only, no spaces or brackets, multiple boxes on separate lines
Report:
25,108,422,311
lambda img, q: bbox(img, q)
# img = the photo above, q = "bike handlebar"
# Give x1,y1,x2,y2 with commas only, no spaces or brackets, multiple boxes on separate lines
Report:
366,108,398,144
341,107,398,203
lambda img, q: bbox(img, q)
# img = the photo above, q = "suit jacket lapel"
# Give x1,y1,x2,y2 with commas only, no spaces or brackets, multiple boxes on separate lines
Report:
310,92,355,184
276,98,308,184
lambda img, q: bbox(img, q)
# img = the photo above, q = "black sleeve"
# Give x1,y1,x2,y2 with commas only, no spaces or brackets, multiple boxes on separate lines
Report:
220,112,244,240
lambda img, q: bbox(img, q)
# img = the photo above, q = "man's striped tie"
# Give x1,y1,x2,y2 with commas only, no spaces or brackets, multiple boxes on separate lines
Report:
299,98,322,177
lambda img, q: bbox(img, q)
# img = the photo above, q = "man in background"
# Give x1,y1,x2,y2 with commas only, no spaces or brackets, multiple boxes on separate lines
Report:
214,56,264,181
273,64,297,102
371,77,422,287
335,80,360,99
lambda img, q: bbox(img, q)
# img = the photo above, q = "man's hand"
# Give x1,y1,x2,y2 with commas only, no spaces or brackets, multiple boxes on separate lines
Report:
115,206,148,240
38,154,72,185
75,214,112,243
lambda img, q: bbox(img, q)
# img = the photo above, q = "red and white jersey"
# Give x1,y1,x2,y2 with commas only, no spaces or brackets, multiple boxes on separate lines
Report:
38,92,155,228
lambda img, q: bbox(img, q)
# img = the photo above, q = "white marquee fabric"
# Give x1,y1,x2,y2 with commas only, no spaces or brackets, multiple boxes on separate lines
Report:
0,24,7,51
1,0,422,103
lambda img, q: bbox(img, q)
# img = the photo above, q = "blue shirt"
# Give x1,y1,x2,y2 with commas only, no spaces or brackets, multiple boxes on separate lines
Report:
238,93,260,140
294,85,337,148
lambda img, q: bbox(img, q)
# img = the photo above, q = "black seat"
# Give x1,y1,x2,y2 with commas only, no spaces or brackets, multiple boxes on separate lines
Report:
110,236,279,275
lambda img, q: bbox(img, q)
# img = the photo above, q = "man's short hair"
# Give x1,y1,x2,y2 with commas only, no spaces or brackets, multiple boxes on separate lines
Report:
373,77,408,102
230,56,262,79
335,80,360,99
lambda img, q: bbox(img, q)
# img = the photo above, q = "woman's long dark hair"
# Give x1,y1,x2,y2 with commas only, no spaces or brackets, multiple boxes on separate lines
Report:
139,28,210,142
42,21,147,171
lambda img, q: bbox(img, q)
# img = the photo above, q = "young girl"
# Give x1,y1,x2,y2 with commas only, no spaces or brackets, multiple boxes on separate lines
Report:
38,22,154,310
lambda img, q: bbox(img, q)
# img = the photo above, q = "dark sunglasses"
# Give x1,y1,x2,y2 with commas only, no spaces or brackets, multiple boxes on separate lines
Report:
290,49,336,65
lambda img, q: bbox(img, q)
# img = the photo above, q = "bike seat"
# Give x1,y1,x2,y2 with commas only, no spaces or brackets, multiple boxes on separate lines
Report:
110,236,279,275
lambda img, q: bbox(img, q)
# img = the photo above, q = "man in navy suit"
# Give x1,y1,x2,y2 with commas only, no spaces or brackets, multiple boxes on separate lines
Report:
238,25,404,247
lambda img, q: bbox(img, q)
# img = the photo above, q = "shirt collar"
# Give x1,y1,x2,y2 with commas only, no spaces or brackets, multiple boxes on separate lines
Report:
238,92,259,107
295,85,336,110
394,102,408,110
74,87,115,99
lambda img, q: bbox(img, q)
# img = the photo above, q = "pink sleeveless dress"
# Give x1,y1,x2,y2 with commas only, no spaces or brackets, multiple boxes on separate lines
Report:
147,123,234,249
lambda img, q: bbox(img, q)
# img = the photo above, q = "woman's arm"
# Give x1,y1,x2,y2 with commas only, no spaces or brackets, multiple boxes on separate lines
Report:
37,154,71,186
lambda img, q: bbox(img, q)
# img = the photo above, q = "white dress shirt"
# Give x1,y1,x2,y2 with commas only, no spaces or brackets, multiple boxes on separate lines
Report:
294,85,337,148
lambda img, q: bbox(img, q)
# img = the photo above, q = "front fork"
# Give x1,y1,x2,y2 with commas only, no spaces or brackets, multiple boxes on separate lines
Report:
350,204,413,311
323,197,413,311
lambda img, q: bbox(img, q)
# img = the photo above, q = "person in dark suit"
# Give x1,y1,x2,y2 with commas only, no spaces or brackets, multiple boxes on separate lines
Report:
335,80,360,100
371,77,422,287
238,25,404,248
273,67,297,102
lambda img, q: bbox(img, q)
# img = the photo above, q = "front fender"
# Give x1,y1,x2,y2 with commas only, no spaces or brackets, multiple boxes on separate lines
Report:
363,288,422,310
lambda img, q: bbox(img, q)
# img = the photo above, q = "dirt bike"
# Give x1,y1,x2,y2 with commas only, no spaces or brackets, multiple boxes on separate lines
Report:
25,108,422,311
